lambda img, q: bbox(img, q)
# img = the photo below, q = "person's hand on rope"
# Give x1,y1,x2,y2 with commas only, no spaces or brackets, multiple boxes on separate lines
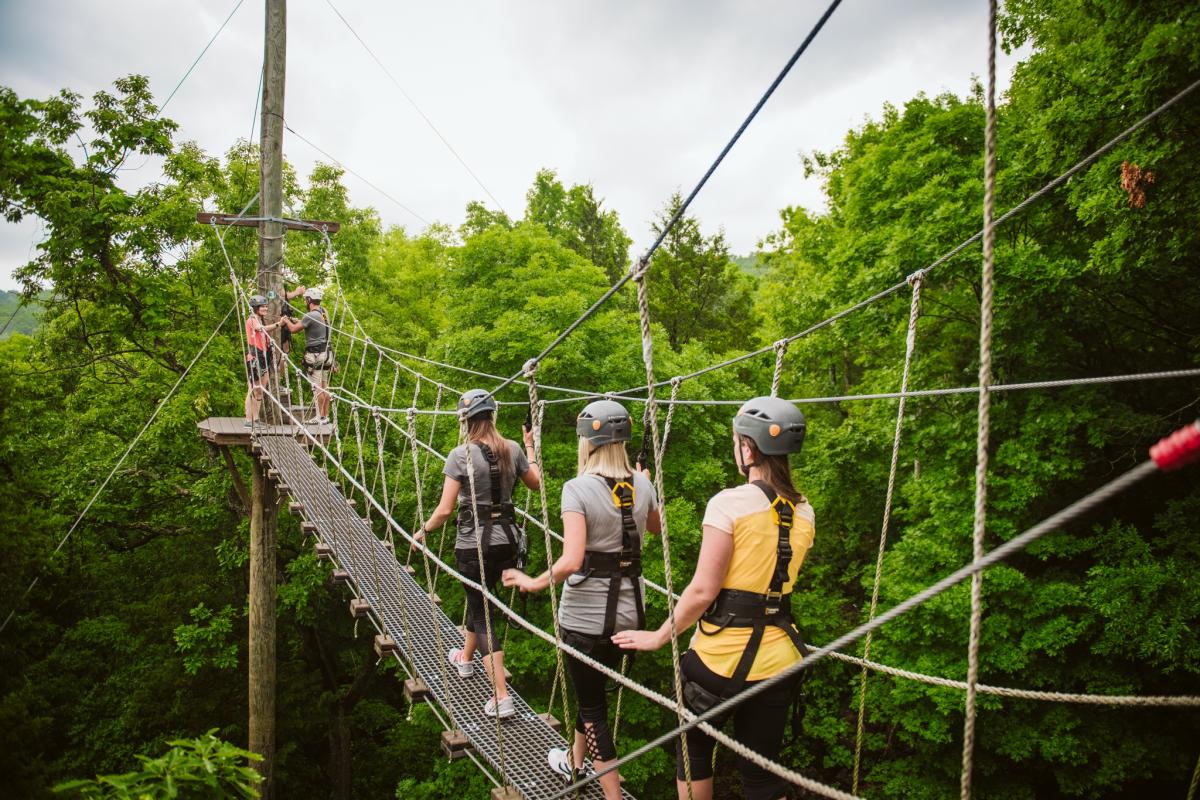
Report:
612,627,668,652
411,526,426,551
522,423,535,453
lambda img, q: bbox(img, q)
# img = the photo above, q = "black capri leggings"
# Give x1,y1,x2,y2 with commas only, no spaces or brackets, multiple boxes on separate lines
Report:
562,628,627,762
455,545,513,655
676,649,802,800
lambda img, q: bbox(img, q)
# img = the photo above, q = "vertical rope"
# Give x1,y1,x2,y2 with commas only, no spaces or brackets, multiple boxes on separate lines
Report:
371,363,401,500
370,408,389,604
771,340,789,398
350,407,371,590
418,383,443,503
416,386,450,588
524,369,575,768
962,2,999,797
632,259,694,797
611,380,680,748
374,408,417,665
368,349,383,405
407,408,458,730
852,273,924,793
611,655,631,745
351,407,370,519
461,412,510,786
352,337,369,397
502,488,532,653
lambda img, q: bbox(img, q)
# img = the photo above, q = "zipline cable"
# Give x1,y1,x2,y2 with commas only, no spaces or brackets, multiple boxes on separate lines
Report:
487,0,845,398
111,0,248,175
324,0,507,215
600,72,1200,401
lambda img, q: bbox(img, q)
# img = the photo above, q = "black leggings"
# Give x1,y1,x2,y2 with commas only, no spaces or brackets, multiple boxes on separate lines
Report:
563,628,628,762
676,649,801,800
455,545,512,655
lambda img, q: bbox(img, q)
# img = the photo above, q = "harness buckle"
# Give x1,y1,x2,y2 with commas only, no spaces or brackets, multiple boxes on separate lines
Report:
610,481,636,510
770,496,795,529
764,589,784,615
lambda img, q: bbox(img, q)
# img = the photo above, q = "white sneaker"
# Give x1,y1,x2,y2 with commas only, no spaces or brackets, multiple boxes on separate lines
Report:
547,746,593,780
483,695,515,719
447,648,473,678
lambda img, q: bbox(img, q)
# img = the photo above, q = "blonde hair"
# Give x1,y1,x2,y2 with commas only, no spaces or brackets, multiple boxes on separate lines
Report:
577,438,633,479
467,413,513,482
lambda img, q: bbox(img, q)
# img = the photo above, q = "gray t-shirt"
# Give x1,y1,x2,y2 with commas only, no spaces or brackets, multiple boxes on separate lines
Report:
443,440,530,549
300,308,329,351
558,471,658,637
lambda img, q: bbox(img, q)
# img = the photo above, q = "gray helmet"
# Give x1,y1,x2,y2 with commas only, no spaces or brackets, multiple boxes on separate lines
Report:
458,389,496,419
576,400,632,446
303,287,324,302
733,396,806,456
249,294,268,309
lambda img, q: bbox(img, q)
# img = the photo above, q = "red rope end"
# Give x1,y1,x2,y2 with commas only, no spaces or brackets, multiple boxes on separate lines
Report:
1150,420,1200,471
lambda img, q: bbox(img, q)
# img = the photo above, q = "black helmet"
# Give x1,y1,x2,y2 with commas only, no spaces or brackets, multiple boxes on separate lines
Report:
733,396,806,456
458,389,496,419
249,294,268,309
576,400,632,446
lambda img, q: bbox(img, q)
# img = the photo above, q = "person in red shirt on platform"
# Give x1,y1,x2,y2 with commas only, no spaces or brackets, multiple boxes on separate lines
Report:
244,295,283,428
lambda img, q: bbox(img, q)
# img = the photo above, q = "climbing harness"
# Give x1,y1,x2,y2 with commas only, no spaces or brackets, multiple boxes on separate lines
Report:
689,481,809,712
458,442,527,571
572,475,646,638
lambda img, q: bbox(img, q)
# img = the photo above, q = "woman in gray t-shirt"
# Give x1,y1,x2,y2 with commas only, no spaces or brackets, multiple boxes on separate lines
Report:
420,389,540,721
504,400,659,796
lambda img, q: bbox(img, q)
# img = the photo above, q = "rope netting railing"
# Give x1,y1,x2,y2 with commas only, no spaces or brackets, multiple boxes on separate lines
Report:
254,373,1200,800
195,13,1200,792
213,207,1200,799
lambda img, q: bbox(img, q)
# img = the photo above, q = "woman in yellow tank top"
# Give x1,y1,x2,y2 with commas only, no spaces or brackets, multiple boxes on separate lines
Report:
613,396,812,800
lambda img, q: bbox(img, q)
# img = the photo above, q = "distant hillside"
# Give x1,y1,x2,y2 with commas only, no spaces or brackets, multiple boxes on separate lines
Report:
0,291,42,339
732,253,766,277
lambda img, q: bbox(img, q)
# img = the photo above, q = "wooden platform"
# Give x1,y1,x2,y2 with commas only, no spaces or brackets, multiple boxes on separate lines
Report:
197,416,333,447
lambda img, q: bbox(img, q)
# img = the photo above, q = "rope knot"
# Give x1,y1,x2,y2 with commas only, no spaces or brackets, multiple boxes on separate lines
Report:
522,358,539,378
773,339,789,355
670,376,684,391
631,256,651,281
906,268,927,287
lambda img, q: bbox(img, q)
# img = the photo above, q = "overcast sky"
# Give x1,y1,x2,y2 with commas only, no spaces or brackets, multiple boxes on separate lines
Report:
0,1,1028,291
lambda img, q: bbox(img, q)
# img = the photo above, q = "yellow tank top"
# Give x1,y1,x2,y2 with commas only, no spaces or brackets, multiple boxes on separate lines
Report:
689,483,815,680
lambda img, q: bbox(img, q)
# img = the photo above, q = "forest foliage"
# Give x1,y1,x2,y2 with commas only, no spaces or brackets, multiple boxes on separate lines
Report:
2,1,1199,798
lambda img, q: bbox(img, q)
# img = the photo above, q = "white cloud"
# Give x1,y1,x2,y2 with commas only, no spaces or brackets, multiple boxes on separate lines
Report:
0,0,1028,290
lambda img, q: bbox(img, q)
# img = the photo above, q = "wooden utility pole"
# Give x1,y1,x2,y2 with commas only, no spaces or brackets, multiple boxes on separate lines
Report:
250,0,286,796
247,455,279,798
259,0,287,424
194,3,337,795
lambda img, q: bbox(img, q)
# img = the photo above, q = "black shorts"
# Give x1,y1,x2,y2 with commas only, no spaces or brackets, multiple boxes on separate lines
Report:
676,649,803,799
245,350,270,383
